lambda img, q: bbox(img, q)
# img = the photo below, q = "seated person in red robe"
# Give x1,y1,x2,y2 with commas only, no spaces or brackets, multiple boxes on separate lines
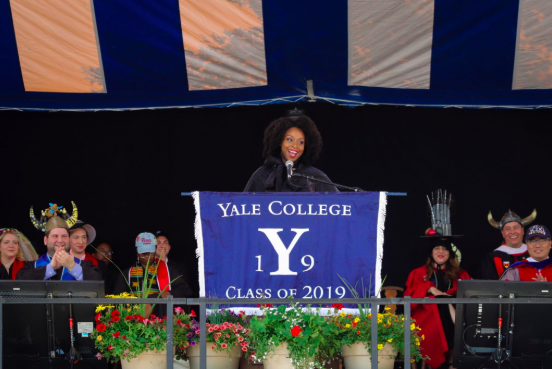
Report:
500,224,552,281
405,236,470,369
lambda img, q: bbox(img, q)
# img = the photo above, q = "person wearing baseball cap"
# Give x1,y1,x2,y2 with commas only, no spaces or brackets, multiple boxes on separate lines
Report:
500,224,552,281
113,232,192,316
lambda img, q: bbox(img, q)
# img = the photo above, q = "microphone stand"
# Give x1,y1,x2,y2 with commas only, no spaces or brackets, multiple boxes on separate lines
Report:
291,172,365,192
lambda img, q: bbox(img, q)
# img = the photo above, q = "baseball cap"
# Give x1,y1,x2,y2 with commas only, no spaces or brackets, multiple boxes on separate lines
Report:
136,232,157,254
525,224,551,241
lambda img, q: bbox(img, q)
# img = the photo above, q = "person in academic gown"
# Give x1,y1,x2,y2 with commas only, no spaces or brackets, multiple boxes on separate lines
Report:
501,224,552,281
405,237,470,369
244,115,338,192
113,232,193,317
17,203,102,281
478,209,536,279
0,228,38,280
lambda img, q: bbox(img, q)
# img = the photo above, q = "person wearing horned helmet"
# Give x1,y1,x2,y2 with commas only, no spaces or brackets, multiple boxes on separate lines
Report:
477,209,536,280
17,202,101,281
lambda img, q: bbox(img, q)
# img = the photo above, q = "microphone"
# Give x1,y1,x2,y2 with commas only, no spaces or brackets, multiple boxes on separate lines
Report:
285,160,294,178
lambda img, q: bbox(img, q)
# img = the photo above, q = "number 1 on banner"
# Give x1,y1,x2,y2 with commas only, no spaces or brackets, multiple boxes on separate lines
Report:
255,255,264,272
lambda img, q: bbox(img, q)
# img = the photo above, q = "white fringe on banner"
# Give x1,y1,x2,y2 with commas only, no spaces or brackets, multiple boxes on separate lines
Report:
375,192,388,293
192,191,206,297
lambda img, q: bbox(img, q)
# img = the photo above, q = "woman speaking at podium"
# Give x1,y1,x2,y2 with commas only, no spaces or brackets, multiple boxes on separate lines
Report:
244,115,338,192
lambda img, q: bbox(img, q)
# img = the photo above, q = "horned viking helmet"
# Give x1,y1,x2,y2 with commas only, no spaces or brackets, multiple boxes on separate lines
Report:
488,209,537,230
30,202,78,233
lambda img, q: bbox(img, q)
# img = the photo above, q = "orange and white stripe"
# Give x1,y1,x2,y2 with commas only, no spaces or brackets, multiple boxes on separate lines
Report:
348,0,435,89
178,0,267,91
512,0,552,89
10,0,106,93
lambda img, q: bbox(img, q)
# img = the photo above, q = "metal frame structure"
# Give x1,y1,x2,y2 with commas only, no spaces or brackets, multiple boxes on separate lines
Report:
2,297,552,369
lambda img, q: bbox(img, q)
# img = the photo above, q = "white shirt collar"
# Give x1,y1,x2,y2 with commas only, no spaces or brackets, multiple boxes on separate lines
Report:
494,243,527,255
527,256,549,262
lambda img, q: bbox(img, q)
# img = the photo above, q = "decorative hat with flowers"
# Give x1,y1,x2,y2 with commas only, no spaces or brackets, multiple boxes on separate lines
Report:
90,292,191,362
177,308,251,360
248,302,341,369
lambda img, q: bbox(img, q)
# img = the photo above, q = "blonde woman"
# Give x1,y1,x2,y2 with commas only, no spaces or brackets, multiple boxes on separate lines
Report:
0,228,38,280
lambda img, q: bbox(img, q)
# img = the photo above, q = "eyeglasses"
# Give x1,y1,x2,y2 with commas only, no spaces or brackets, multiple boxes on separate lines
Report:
99,251,114,256
527,238,551,245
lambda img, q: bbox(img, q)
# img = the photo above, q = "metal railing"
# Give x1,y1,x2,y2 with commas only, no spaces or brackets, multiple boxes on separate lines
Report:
3,296,552,369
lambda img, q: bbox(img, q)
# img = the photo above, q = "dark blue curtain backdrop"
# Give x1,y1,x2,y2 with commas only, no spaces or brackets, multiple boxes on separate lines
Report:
0,102,546,295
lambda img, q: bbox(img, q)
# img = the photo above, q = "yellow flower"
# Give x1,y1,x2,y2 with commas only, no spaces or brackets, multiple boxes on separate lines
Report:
377,344,383,350
354,317,360,323
417,327,421,330
95,305,106,313
96,335,103,341
340,312,346,317
421,334,425,340
401,317,404,321
385,307,391,311
388,338,393,343
411,359,415,363
416,338,420,346
345,324,351,328
127,309,131,312
410,323,415,331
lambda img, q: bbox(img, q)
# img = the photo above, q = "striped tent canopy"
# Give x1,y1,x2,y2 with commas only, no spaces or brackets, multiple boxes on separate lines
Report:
1,0,552,110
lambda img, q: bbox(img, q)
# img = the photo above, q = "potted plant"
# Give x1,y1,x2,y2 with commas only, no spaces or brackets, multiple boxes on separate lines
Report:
248,302,341,369
90,243,184,367
179,308,250,369
333,276,424,369
333,304,424,369
90,293,191,368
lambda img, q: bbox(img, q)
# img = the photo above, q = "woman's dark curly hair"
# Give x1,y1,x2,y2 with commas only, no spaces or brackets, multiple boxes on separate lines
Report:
262,115,323,166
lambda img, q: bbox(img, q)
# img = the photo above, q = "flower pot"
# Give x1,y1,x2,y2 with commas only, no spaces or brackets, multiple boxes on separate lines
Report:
120,348,167,369
187,343,242,369
263,343,293,369
174,358,191,368
341,342,397,369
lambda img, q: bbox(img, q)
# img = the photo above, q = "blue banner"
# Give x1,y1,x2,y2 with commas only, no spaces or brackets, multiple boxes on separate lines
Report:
194,192,387,301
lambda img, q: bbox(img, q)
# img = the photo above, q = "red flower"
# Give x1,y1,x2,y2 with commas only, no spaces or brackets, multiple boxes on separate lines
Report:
190,310,196,318
176,319,182,324
242,346,248,352
96,324,106,332
150,314,156,319
125,316,133,321
108,344,114,351
290,325,302,337
122,335,126,339
135,315,144,322
110,316,120,323
221,343,228,349
111,310,120,318
113,332,121,338
95,312,101,322
331,303,345,310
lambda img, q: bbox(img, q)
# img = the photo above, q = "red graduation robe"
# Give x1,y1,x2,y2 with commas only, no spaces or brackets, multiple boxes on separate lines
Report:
404,266,471,369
